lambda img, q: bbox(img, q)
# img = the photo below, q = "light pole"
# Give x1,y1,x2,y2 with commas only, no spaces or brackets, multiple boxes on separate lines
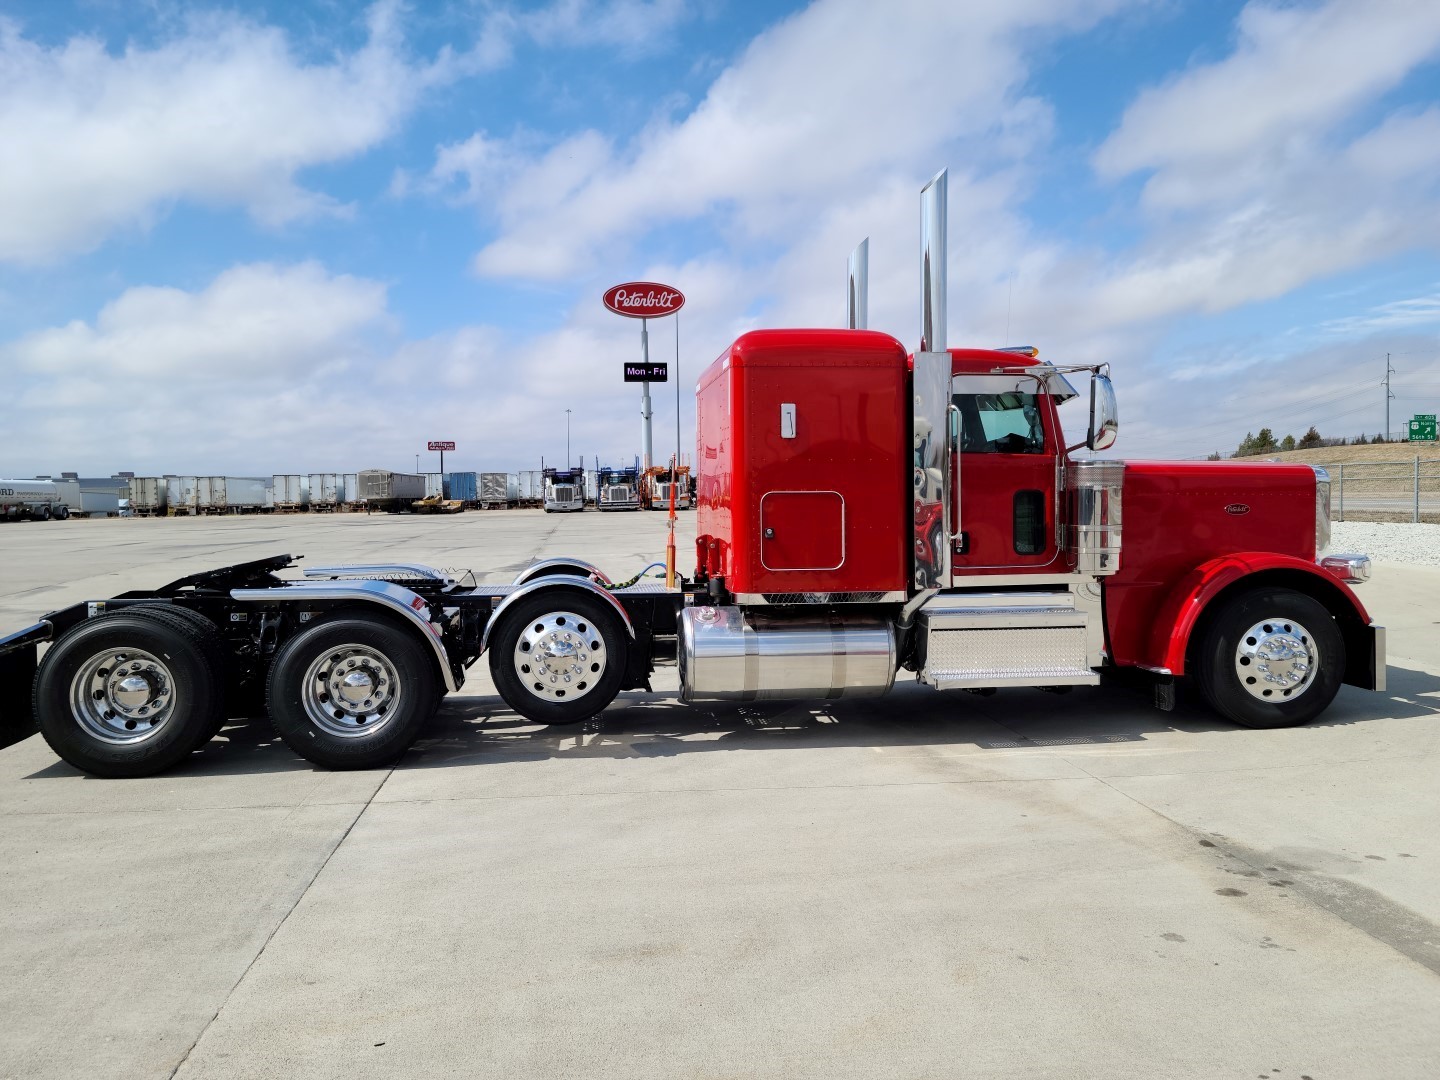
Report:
415,454,419,473
565,409,572,469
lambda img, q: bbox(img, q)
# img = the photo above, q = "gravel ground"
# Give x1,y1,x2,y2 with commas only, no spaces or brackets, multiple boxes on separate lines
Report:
1331,520,1440,566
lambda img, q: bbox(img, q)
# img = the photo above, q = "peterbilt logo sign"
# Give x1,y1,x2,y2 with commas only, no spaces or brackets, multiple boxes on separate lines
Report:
1224,503,1251,516
603,282,685,318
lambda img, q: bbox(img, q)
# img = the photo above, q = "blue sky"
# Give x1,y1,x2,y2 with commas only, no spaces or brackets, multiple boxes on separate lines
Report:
1,0,1438,477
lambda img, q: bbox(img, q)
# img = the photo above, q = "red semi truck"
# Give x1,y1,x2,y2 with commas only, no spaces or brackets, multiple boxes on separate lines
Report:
0,171,1381,778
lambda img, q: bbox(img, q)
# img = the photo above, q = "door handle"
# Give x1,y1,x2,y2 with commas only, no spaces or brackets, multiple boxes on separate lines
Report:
946,402,962,542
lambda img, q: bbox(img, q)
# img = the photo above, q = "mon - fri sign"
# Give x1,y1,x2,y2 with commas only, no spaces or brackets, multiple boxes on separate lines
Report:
624,362,668,383
427,441,456,451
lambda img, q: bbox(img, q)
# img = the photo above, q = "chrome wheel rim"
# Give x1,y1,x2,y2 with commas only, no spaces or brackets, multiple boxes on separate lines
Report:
69,648,177,744
1234,618,1317,701
513,611,605,703
300,644,403,737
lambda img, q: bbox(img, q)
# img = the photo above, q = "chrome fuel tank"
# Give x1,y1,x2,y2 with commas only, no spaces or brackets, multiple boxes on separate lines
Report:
678,606,896,702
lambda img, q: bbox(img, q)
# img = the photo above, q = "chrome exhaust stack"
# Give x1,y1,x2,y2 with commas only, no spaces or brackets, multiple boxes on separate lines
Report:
847,238,869,330
912,169,952,590
920,170,946,353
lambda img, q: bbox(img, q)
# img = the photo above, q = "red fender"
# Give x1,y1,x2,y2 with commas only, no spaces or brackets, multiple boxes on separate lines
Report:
1146,552,1372,675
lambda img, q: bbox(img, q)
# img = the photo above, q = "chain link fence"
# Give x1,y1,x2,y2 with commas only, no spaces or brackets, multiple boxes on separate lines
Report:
1323,457,1440,523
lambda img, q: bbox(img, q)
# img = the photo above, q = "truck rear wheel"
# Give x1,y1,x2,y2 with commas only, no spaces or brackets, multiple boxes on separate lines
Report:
1194,587,1343,729
488,591,627,725
124,605,234,737
34,612,225,777
265,616,439,770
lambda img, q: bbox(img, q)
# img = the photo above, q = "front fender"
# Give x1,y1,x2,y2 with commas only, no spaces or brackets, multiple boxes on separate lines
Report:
481,576,636,654
1146,552,1372,676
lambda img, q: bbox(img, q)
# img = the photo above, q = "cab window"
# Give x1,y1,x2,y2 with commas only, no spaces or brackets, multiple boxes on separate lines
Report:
954,392,1046,454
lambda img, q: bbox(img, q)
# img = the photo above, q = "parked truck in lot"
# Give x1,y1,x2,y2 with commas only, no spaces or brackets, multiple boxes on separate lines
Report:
642,464,690,510
543,467,586,512
597,460,641,511
1,480,69,521
0,170,1384,778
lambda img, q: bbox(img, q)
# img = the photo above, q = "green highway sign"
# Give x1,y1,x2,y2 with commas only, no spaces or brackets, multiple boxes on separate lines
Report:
1410,414,1436,442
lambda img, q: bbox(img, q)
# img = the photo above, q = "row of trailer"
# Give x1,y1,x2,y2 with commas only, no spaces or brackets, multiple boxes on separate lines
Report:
6,466,695,521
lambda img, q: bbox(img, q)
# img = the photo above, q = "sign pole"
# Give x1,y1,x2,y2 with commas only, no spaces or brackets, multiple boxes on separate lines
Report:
640,318,654,471
675,314,681,474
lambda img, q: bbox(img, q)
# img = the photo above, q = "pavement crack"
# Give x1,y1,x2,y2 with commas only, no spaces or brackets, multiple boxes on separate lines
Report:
1042,742,1440,979
165,762,398,1079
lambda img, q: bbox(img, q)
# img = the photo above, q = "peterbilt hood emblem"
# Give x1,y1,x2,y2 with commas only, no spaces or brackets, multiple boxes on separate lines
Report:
1224,503,1251,516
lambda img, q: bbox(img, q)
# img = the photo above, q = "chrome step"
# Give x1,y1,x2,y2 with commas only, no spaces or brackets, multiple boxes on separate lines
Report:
918,591,1100,690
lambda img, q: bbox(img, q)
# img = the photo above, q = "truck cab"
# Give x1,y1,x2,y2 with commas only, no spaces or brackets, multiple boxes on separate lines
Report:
597,463,641,511
542,468,586,513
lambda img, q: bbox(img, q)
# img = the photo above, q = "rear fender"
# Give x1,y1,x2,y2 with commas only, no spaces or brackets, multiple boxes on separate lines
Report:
230,580,460,692
1144,553,1378,687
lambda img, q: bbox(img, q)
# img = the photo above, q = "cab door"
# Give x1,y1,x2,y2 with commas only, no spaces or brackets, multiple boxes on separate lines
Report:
950,374,1063,577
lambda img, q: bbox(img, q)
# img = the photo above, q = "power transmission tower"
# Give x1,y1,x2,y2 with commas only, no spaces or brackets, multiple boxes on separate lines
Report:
1384,354,1396,440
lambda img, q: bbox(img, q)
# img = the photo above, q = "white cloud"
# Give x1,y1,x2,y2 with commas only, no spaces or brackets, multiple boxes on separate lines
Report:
1323,290,1440,336
425,0,1133,282
7,262,389,378
519,0,694,52
1093,0,1440,209
0,2,456,264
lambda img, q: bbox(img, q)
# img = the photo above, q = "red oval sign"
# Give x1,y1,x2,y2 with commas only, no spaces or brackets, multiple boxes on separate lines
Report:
603,282,685,319
1224,503,1251,516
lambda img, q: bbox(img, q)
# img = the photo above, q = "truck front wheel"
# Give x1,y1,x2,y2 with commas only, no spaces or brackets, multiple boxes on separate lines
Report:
488,591,627,725
1194,587,1344,729
266,616,439,770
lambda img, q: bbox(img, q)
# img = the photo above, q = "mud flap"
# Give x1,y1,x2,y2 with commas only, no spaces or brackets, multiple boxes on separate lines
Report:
0,641,39,742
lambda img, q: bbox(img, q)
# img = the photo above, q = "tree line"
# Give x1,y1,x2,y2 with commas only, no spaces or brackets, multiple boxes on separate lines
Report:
1205,427,1402,460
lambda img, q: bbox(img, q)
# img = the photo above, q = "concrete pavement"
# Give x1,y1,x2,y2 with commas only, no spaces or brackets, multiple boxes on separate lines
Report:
2,512,1438,1079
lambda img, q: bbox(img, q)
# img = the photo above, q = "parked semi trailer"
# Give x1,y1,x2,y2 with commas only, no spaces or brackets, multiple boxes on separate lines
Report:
308,473,344,511
446,471,481,506
1,480,69,521
355,470,425,511
0,171,1383,778
476,472,516,509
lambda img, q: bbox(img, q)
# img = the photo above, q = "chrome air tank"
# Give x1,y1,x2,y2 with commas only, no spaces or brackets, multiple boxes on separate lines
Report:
678,606,897,702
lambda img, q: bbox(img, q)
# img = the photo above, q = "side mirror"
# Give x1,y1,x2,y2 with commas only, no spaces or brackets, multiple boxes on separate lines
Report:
1089,374,1119,451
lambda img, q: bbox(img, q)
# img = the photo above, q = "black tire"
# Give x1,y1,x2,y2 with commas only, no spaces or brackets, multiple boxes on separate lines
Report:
36,505,51,521
266,616,440,770
54,505,69,520
34,612,225,777
487,590,628,725
1194,587,1344,729
124,605,235,736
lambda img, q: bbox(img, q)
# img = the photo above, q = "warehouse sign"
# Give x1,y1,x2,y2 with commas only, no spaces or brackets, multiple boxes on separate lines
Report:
603,282,685,319
1411,415,1437,442
428,440,456,451
624,362,668,383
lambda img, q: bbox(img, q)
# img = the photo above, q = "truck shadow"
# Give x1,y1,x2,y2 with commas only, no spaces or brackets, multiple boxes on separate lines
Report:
400,664,1440,771
20,664,1437,781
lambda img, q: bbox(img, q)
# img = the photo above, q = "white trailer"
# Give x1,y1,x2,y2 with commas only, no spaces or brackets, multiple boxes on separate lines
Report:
272,474,309,511
308,473,343,511
0,480,68,521
166,477,199,515
129,478,167,516
197,477,267,514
